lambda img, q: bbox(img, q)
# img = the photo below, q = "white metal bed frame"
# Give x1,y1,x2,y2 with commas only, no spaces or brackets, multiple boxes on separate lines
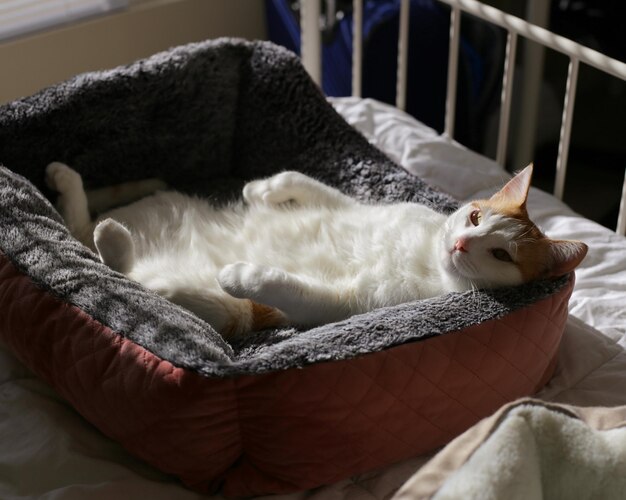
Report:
299,0,626,235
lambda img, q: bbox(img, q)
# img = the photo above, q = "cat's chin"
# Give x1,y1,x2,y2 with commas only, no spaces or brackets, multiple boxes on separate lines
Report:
439,252,476,291
444,250,526,290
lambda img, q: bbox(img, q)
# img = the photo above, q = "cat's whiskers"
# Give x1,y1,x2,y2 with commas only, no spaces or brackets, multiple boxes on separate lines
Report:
515,226,540,246
510,240,520,257
469,281,482,311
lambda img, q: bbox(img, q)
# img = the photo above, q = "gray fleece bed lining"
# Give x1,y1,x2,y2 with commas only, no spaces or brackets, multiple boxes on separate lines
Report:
0,38,566,377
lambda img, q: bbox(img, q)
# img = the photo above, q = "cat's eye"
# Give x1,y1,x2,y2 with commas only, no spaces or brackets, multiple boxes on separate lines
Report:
470,209,482,226
491,248,513,263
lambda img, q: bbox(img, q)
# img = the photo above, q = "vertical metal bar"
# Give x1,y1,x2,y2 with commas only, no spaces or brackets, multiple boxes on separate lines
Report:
444,6,461,138
495,31,518,167
300,0,322,86
617,168,626,235
325,0,336,26
396,0,410,110
511,0,550,169
352,0,363,97
554,57,579,200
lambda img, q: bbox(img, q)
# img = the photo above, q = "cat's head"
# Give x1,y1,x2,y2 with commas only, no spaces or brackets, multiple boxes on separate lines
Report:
440,164,588,289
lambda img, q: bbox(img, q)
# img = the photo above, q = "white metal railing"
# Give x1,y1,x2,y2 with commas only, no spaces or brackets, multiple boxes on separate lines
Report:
443,4,460,138
300,0,321,86
395,0,410,110
351,0,363,97
300,0,626,235
496,29,517,167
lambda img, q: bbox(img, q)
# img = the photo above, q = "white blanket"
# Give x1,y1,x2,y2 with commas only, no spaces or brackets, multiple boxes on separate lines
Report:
393,399,626,500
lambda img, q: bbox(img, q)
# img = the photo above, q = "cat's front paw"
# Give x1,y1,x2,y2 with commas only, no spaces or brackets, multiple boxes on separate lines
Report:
218,262,289,300
243,171,310,206
45,162,83,194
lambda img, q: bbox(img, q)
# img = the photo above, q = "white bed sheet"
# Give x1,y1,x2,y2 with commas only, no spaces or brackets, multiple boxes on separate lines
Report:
1,96,625,499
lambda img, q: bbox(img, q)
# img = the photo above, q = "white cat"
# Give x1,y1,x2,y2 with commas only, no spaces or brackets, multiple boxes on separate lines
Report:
46,162,587,338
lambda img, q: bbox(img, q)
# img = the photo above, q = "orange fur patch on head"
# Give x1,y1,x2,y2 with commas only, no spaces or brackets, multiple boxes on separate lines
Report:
515,234,555,282
477,197,550,281
475,194,533,222
478,164,558,280
475,194,587,282
490,164,533,209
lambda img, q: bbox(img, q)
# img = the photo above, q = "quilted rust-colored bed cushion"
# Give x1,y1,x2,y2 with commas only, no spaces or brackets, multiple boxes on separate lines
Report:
0,251,573,496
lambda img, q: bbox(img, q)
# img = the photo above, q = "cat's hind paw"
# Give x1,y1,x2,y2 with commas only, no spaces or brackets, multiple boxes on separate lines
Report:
218,262,290,300
94,218,135,274
45,162,83,194
242,171,310,206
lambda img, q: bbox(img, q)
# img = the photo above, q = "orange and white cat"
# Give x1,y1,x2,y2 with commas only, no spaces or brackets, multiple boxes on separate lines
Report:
46,162,587,338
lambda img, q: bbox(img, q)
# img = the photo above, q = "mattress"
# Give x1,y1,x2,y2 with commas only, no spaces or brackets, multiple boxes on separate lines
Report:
1,97,625,499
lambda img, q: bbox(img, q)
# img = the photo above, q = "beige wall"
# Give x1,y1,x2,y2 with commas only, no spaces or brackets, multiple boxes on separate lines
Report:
0,0,267,104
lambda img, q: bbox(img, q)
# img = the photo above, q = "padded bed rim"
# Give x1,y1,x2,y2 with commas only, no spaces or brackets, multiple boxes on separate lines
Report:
0,250,574,494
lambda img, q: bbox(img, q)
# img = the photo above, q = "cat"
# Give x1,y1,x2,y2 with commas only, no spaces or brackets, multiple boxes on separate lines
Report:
45,162,587,338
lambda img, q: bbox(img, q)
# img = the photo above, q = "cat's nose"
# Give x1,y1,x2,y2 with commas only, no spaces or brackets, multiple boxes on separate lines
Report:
454,238,469,253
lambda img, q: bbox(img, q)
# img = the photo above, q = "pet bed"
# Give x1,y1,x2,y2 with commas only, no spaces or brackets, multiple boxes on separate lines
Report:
0,39,572,496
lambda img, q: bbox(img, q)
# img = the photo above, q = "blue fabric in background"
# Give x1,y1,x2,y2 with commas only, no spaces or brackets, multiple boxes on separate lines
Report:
265,0,491,148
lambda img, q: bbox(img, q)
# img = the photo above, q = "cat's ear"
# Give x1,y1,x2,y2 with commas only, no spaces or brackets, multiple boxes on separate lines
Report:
490,164,533,208
546,239,588,277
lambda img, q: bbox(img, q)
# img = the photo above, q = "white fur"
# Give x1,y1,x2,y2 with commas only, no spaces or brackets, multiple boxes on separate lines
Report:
46,165,528,335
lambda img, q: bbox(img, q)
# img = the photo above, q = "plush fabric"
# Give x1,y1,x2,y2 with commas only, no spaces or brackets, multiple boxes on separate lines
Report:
394,398,626,500
0,39,571,496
